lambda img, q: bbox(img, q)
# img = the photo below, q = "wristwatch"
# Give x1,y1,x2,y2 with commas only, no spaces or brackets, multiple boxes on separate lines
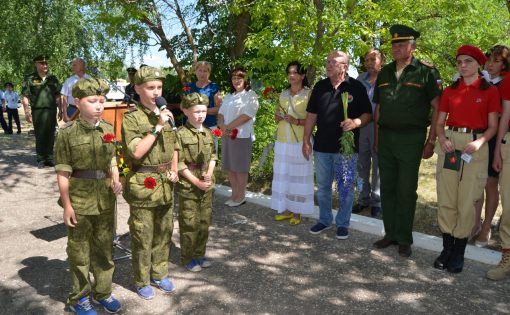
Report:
151,127,161,136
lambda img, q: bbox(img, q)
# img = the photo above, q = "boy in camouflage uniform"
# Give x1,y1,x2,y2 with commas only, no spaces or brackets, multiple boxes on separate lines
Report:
55,78,123,315
121,67,179,300
176,93,217,272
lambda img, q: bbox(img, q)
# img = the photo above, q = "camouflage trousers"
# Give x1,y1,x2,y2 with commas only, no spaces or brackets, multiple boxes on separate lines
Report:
129,204,174,287
178,190,213,265
67,211,114,305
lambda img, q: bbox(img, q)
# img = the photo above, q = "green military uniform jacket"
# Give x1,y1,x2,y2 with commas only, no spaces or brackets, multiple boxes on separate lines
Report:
55,119,117,215
22,72,61,109
373,57,441,130
176,122,217,199
122,104,177,207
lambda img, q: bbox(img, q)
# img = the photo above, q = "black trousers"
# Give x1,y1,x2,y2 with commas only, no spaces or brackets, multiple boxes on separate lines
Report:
0,110,7,133
6,108,21,133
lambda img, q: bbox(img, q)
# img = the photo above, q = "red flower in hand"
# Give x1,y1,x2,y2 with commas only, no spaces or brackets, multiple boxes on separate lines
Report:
212,128,222,138
102,133,116,143
144,177,157,189
182,86,192,93
230,128,239,140
449,156,457,164
262,86,273,98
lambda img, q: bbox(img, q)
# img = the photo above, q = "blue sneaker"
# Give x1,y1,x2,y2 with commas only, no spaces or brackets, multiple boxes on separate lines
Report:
185,259,202,272
93,295,121,313
309,222,332,235
150,277,176,293
336,227,349,240
70,296,97,315
136,285,155,300
197,258,212,268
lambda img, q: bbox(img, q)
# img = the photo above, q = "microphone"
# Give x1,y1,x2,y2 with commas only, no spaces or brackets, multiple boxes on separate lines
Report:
155,96,176,130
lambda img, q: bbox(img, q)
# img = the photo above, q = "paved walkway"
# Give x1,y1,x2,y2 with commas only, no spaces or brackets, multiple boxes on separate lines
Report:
1,135,509,314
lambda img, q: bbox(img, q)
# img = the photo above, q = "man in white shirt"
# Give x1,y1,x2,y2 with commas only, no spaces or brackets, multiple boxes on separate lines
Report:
60,58,91,122
3,82,21,134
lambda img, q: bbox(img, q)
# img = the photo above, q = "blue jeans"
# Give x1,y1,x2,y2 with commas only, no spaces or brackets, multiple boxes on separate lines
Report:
314,151,356,228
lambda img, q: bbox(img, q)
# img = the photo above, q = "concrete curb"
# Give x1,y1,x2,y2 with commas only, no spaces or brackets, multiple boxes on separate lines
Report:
215,184,501,266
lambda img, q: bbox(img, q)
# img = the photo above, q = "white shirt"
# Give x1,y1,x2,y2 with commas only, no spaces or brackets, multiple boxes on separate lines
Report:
3,90,19,109
219,89,259,139
61,74,92,106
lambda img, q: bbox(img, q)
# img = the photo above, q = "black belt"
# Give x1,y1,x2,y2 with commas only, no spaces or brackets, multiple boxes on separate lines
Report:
71,170,110,179
448,126,485,134
132,163,171,173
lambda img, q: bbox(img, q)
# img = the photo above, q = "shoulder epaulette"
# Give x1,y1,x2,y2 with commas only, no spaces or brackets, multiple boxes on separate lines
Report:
420,60,435,68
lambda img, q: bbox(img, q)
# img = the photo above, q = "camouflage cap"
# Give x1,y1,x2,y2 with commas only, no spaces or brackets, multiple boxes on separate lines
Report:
134,66,165,84
181,92,209,109
33,54,49,63
72,78,110,99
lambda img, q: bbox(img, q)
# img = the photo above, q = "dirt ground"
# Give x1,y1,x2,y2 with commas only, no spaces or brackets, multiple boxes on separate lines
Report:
1,134,509,315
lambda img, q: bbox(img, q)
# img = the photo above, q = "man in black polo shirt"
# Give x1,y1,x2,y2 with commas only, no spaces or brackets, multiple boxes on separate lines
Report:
303,50,372,239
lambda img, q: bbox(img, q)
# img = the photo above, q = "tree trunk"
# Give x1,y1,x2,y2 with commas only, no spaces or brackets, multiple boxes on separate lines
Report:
229,10,251,60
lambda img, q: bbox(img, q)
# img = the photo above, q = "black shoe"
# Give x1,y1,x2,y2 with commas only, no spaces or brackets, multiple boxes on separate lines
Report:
44,161,55,167
433,233,454,270
371,206,381,218
447,237,468,273
37,161,45,169
373,238,398,249
352,204,366,214
398,244,412,258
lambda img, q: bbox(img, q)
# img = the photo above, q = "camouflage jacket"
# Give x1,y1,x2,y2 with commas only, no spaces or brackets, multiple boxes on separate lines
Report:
121,104,177,207
55,119,117,215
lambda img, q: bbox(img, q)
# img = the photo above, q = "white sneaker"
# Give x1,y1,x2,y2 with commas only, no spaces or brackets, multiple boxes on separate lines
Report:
228,198,246,207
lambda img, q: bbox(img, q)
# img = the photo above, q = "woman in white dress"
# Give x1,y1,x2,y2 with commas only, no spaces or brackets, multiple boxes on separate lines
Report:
271,61,315,225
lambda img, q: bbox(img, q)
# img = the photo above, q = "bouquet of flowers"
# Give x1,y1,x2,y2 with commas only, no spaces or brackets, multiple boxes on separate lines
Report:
339,92,354,158
335,92,357,202
102,133,129,176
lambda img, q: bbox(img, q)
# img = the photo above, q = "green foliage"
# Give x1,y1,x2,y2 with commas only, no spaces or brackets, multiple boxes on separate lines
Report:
251,92,278,178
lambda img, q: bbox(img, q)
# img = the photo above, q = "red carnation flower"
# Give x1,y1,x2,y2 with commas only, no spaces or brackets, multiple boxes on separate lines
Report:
230,128,239,140
262,86,273,98
102,133,116,143
212,128,222,138
144,177,157,189
182,86,192,92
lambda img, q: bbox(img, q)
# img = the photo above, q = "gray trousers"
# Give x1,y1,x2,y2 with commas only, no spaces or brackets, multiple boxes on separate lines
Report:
357,121,381,207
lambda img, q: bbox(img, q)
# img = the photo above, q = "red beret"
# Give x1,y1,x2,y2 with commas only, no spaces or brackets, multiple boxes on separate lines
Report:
456,45,487,65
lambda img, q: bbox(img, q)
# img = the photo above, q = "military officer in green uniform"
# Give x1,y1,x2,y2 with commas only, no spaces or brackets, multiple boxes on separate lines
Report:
176,93,217,272
123,67,140,104
55,78,123,314
121,66,179,300
372,25,442,257
22,55,62,168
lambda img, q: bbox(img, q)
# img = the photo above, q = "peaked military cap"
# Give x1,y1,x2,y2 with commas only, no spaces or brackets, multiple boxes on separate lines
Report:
33,54,49,63
181,92,209,109
72,78,110,99
127,67,137,74
390,24,420,43
134,66,165,84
